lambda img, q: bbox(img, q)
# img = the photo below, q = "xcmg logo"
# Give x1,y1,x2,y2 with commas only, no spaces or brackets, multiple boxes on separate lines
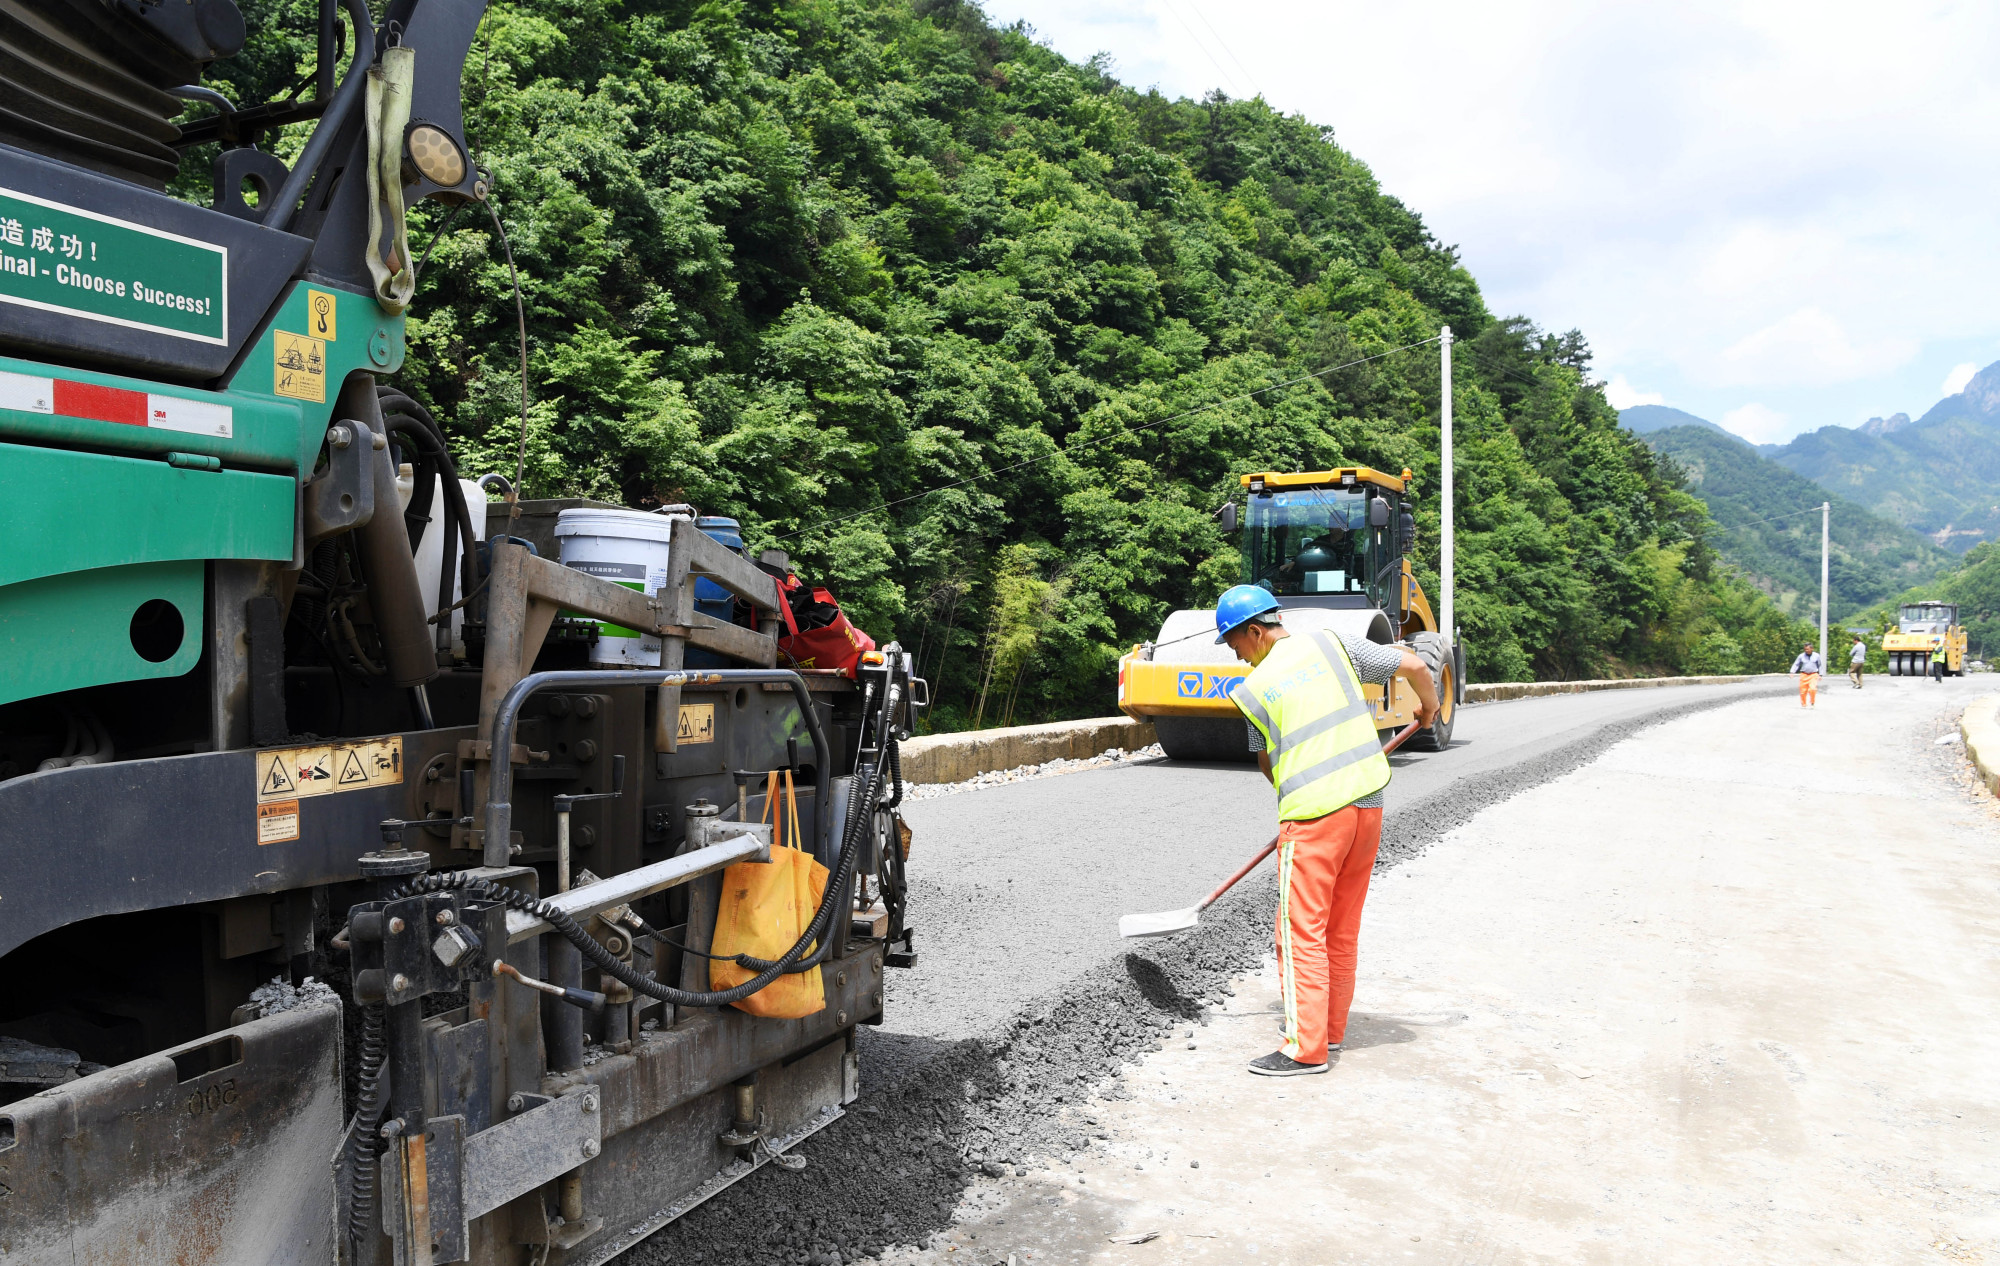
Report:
1177,671,1245,699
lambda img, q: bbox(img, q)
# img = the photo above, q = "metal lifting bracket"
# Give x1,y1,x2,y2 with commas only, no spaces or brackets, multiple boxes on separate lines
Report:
380,1087,604,1265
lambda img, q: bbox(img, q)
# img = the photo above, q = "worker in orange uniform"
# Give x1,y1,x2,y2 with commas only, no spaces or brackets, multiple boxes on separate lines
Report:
1215,585,1440,1077
1789,644,1821,707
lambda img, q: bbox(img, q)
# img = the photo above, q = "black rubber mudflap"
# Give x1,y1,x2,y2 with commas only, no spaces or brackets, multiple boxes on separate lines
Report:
1154,715,1256,763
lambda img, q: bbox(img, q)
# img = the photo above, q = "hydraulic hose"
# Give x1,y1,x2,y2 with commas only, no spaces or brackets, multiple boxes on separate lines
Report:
379,388,482,640
339,679,891,1234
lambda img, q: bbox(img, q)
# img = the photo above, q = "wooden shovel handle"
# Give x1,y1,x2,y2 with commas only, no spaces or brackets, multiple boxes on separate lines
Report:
1197,721,1422,912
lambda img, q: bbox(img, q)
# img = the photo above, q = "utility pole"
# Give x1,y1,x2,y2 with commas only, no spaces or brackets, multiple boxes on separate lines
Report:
1820,501,1829,673
1440,326,1454,652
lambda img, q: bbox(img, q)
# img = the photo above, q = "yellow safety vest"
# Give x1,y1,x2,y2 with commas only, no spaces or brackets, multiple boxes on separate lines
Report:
1231,631,1391,821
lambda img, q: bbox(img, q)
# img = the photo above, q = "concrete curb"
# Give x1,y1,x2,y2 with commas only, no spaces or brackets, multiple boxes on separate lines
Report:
1465,673,1771,703
1958,693,2000,796
898,717,1156,785
902,675,1777,785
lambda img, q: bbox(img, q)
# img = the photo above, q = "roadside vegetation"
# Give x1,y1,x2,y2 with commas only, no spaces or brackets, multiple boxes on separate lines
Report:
198,0,1822,724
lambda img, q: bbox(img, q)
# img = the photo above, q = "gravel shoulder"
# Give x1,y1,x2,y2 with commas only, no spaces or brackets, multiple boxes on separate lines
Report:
854,674,2000,1265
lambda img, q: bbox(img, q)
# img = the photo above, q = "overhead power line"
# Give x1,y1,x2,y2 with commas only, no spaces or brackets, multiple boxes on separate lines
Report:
1719,506,1829,531
773,335,1442,542
1180,0,1262,99
1156,0,1250,99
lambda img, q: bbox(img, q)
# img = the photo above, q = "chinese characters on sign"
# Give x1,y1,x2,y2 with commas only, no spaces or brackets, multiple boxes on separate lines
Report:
0,187,226,344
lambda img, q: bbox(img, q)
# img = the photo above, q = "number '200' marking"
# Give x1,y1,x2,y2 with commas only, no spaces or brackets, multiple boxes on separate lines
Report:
185,1077,238,1115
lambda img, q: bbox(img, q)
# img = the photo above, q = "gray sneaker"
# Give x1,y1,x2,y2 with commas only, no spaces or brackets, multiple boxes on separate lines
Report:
1247,1051,1328,1077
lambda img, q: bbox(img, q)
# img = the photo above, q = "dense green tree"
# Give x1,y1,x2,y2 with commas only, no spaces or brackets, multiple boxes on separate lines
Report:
184,0,1821,724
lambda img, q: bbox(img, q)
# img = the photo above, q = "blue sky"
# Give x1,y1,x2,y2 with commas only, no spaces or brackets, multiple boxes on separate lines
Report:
977,0,2000,444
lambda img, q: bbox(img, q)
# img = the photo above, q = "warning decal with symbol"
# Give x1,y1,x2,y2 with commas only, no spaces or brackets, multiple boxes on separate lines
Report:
258,800,300,844
256,737,403,803
676,702,715,745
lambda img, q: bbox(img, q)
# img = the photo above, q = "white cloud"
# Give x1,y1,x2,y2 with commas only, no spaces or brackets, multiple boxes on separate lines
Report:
985,0,2000,439
1722,403,1791,445
1941,362,1979,396
1603,376,1664,410
1713,309,1917,388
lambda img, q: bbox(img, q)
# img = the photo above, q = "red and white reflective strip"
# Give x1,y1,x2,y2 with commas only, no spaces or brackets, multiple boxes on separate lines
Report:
0,367,232,439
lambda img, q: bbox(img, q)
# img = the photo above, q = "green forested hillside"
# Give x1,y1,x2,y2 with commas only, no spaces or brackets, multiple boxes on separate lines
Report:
1639,425,1953,620
1848,542,2000,662
1768,360,2000,553
194,0,1819,719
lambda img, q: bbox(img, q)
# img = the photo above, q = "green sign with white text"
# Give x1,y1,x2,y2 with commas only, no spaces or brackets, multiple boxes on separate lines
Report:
0,187,227,345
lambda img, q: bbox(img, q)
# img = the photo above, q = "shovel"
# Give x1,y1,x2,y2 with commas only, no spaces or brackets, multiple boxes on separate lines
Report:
1118,720,1423,939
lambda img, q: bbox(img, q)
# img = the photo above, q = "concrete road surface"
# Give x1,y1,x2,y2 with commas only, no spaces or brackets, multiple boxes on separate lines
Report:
863,676,2000,1264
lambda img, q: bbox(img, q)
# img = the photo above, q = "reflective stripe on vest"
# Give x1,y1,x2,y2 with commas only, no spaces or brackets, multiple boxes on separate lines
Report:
1231,630,1391,820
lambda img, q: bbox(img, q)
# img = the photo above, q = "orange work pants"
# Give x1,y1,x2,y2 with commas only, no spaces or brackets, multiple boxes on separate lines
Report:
1797,672,1818,707
1275,804,1383,1064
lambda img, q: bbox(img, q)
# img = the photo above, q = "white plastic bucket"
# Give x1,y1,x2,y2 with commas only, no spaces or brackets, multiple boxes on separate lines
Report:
554,508,684,666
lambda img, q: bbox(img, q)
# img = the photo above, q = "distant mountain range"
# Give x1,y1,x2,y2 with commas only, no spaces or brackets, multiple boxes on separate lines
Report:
1637,424,1954,619
1619,404,1737,439
1762,361,2000,552
1620,360,2000,554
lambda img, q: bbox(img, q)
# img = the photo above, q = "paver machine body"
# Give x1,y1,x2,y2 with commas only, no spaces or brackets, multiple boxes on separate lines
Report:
1116,466,1465,761
0,2,922,1261
1884,601,1967,677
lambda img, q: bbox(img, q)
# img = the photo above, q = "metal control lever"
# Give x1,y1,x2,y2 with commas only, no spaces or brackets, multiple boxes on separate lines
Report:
553,754,625,893
494,960,606,1011
728,768,755,822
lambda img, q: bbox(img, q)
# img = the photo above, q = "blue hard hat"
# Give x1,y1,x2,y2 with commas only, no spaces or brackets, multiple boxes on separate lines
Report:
1214,584,1282,643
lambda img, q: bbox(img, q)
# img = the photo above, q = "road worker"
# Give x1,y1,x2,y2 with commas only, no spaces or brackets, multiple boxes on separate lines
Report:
1214,584,1439,1078
1931,642,1947,683
1849,636,1866,689
1789,644,1821,708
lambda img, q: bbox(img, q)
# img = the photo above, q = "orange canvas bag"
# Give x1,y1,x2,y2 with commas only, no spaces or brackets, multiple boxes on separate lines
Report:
709,771,828,1017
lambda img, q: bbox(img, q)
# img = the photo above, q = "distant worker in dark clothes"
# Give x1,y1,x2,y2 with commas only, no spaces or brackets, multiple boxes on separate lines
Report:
1214,584,1439,1078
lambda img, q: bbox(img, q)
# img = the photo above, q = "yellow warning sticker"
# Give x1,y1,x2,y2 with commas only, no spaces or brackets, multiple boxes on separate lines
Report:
258,799,301,844
305,288,337,341
256,737,404,802
676,702,716,745
273,331,326,402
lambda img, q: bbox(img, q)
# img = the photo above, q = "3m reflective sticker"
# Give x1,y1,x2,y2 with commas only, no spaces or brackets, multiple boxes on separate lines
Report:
0,368,52,413
146,394,232,438
53,378,145,426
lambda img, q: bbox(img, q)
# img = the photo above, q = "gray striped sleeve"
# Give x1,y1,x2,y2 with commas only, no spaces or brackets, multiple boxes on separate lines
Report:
1340,632,1406,685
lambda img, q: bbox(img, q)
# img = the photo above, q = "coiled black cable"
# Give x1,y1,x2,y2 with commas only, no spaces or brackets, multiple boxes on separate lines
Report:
341,1002,390,1247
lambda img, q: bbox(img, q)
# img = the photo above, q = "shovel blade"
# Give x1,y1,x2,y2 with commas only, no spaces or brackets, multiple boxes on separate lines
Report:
1119,906,1201,939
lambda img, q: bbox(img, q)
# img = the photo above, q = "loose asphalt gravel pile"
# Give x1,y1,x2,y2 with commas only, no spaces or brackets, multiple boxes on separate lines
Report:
619,683,1791,1266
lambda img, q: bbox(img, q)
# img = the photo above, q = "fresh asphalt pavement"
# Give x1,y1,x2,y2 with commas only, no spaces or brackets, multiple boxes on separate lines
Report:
858,674,2000,1265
